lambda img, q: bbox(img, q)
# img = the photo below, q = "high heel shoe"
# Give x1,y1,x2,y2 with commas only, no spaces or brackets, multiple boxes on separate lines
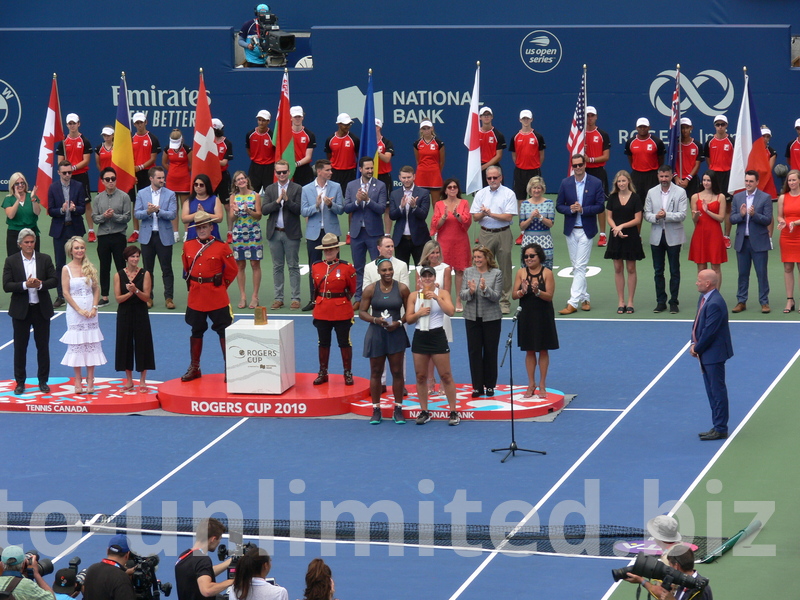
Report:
784,297,795,314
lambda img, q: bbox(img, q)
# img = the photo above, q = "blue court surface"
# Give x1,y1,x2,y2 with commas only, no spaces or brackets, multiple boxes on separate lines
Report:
1,313,798,599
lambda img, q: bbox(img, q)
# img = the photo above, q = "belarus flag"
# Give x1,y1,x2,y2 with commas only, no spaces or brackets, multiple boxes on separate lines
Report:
191,70,222,190
728,73,777,198
272,69,295,180
463,63,481,195
35,74,63,194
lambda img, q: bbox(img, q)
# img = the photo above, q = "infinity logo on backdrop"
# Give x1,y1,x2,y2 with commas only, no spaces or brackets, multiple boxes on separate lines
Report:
0,79,22,141
519,30,563,73
649,69,734,117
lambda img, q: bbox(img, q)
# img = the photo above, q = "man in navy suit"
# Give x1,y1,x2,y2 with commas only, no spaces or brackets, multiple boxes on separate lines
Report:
344,156,387,306
3,229,58,394
389,165,430,267
134,166,178,309
555,154,606,314
301,159,344,311
691,269,734,440
48,159,87,306
730,170,773,313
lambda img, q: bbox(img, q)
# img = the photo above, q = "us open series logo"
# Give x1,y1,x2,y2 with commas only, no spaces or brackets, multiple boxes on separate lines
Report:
520,30,563,73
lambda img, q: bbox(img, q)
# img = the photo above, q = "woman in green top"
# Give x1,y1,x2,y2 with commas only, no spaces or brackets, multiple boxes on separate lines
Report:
3,172,41,257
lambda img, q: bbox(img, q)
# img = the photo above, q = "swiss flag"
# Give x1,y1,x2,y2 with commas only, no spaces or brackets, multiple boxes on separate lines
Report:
35,75,63,194
191,70,222,191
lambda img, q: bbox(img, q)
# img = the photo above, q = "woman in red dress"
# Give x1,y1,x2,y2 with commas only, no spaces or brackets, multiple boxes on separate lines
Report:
430,178,471,311
163,128,192,241
777,169,800,313
413,120,445,202
688,172,727,289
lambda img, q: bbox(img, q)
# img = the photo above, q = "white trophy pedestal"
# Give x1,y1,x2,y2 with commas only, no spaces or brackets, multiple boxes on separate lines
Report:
225,319,296,394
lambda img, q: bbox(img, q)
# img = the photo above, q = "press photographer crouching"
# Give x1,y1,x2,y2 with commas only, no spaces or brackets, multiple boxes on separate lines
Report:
614,545,712,600
228,547,287,600
82,535,135,600
0,545,55,600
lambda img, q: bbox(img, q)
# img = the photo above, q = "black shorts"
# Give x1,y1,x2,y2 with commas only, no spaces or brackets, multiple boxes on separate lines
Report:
513,167,541,200
411,327,449,355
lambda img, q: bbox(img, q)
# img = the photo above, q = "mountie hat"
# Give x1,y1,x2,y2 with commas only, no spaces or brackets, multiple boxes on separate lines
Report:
646,515,682,543
108,534,131,554
315,232,346,250
1,545,25,567
188,208,217,229
53,568,78,594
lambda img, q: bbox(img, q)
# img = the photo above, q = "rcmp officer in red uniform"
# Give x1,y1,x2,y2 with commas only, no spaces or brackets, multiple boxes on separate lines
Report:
180,209,238,382
311,233,357,387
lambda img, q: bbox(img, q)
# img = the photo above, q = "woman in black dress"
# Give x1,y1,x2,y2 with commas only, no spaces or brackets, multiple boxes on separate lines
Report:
359,258,410,425
511,243,558,399
603,170,645,314
114,245,155,392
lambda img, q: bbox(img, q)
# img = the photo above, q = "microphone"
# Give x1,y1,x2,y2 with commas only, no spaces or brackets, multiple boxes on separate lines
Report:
511,306,523,322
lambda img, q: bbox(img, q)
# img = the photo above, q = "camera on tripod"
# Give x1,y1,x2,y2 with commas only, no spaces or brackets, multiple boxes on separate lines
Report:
128,553,172,600
611,552,709,592
252,4,295,67
216,540,258,580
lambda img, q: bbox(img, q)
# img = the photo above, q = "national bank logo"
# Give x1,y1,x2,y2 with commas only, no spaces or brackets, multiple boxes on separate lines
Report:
520,30,563,73
0,79,22,141
649,69,734,117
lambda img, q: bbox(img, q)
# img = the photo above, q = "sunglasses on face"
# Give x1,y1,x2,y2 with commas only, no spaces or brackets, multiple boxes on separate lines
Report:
103,177,116,182
524,254,538,259
194,182,205,187
486,176,499,181
60,171,72,175
275,170,289,175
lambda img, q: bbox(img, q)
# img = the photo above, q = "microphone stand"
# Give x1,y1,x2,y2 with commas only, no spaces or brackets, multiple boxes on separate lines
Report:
492,307,546,463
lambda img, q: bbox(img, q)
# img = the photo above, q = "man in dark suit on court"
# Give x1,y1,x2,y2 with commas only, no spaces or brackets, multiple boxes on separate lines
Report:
2,228,58,394
262,159,304,310
344,156,387,307
48,159,87,307
691,269,734,440
730,169,773,313
389,165,431,267
555,154,606,314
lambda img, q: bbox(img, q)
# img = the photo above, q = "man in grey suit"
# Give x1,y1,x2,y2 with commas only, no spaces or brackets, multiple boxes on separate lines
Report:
262,159,303,310
300,159,344,311
730,170,773,313
134,166,177,309
644,164,687,314
3,229,58,394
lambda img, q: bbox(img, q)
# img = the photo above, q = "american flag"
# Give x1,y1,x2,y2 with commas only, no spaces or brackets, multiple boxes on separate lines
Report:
667,69,682,174
566,70,586,176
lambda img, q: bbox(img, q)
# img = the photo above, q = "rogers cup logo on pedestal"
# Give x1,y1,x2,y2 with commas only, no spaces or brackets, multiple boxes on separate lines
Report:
520,30,562,73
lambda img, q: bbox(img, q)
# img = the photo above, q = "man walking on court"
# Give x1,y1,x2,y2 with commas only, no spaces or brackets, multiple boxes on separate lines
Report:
690,269,733,441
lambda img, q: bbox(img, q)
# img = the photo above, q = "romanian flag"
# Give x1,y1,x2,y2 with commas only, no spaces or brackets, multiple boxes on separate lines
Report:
464,63,482,194
35,74,63,194
728,72,777,198
111,73,136,193
273,69,295,180
360,69,380,167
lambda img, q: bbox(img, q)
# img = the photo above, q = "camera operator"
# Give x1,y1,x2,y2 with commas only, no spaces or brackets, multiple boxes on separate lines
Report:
625,545,712,600
0,546,54,600
52,569,80,600
238,4,276,68
82,535,135,600
174,518,232,600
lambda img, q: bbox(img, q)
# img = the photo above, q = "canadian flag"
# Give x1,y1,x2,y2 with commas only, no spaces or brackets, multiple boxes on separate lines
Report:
35,74,63,194
463,63,482,194
191,70,222,190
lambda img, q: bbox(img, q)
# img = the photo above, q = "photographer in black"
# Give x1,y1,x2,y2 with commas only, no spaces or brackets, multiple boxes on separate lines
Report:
174,518,232,600
624,545,713,600
82,535,135,600
52,568,81,600
0,546,54,600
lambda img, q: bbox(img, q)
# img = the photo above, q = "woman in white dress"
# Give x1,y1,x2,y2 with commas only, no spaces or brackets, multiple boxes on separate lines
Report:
416,240,452,395
60,236,106,393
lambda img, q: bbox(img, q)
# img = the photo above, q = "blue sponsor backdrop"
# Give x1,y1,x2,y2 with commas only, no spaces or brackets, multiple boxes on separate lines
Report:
1,24,798,190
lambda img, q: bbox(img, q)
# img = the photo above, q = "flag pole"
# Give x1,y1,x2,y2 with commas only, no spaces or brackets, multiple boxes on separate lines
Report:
676,64,682,178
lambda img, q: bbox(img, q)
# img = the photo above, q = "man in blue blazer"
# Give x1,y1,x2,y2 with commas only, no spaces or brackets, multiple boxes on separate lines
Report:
730,170,773,313
555,154,606,314
48,159,87,305
134,166,177,309
301,159,344,310
344,156,387,306
691,269,734,440
389,165,431,267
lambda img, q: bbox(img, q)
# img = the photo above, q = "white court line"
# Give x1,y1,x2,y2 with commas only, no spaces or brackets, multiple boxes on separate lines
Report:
599,345,800,600
564,408,625,412
52,416,250,562
447,340,691,600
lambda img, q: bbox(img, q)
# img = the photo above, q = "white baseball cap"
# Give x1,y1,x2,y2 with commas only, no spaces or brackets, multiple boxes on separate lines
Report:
761,126,772,137
211,118,224,130
290,106,304,117
479,106,493,115
419,120,433,128
794,118,800,129
256,110,271,121
519,109,533,119
585,106,597,115
713,115,728,125
636,117,650,128
680,117,692,127
132,112,146,123
336,112,353,124
66,113,80,124
375,118,383,128
101,126,114,136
